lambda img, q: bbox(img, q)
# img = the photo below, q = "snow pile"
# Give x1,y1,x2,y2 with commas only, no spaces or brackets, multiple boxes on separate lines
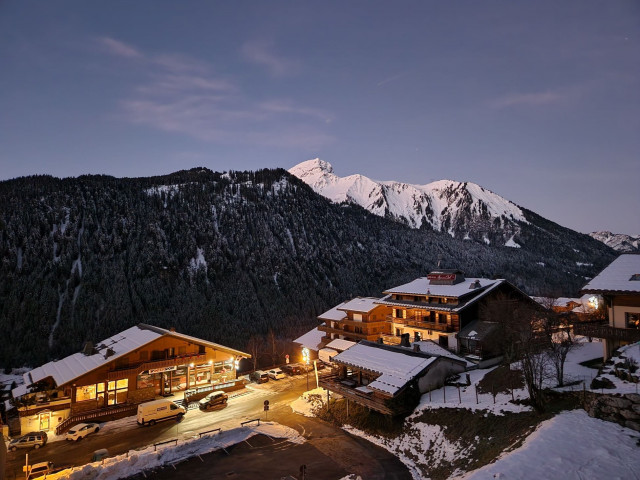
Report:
592,342,640,394
343,422,467,480
411,367,531,417
291,387,328,417
460,410,640,480
47,422,303,480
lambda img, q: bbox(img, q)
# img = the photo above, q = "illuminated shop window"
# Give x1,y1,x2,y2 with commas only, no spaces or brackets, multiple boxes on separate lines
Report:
107,379,128,405
76,385,97,402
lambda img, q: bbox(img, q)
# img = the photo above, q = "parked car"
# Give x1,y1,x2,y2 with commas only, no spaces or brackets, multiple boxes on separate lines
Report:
66,422,100,441
198,391,229,411
8,431,47,451
91,449,110,462
137,399,186,426
23,461,54,479
250,370,269,383
268,368,286,380
281,364,302,376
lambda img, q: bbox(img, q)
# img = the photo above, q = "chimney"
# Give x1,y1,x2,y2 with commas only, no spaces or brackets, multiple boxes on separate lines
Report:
82,341,94,356
469,280,481,290
169,326,176,332
413,344,421,353
400,333,411,347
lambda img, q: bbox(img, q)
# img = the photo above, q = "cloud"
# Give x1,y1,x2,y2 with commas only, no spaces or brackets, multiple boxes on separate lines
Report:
97,37,142,58
241,40,297,77
489,91,566,109
377,72,409,87
98,37,332,148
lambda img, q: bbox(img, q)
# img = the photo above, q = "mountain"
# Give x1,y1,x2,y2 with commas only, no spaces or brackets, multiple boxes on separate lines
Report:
0,168,615,368
290,159,550,248
589,231,639,253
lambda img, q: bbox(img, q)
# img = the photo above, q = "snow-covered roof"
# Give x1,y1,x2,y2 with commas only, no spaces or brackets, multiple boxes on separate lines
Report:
582,255,640,294
318,302,348,321
383,277,498,298
377,280,505,313
294,327,325,351
13,324,250,398
413,340,474,367
337,297,382,313
14,326,161,397
332,342,439,396
325,339,356,351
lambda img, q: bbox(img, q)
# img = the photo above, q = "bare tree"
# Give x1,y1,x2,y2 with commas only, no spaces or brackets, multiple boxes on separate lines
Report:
538,297,581,387
245,336,262,371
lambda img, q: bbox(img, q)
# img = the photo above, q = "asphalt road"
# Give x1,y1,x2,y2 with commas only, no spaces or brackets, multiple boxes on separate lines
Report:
4,374,411,480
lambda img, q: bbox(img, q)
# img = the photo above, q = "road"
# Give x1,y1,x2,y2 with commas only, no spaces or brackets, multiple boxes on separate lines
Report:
5,374,411,479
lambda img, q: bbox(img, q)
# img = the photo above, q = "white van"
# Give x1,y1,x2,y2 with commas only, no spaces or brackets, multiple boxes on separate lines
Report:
137,399,186,426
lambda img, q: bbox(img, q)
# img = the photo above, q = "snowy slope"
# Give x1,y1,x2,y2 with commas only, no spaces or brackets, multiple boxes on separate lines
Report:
289,159,529,246
589,231,640,253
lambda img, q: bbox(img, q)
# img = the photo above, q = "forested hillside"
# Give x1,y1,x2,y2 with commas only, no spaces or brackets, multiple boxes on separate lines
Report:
0,168,615,368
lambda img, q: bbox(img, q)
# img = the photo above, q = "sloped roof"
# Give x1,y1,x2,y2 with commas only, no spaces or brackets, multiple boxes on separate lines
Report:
332,341,439,396
582,255,640,294
14,326,161,397
318,301,348,321
294,327,325,351
325,339,356,351
383,276,498,297
13,324,249,398
377,280,505,313
337,297,382,313
458,320,499,341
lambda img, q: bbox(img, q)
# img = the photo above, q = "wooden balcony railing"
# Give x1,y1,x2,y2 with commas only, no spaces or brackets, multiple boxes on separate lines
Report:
386,316,454,333
319,373,395,415
573,323,640,343
317,325,379,340
107,353,207,380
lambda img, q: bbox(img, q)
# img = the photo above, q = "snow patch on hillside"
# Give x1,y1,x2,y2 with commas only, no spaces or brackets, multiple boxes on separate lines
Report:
289,159,529,244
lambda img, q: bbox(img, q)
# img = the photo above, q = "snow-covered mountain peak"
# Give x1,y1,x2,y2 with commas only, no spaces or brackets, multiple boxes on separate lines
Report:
589,231,639,253
289,159,529,246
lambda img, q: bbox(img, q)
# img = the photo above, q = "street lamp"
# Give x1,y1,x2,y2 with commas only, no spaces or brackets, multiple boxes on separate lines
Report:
302,348,310,391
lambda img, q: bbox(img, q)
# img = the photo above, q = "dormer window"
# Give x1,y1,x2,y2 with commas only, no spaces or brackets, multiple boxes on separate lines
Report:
630,274,640,281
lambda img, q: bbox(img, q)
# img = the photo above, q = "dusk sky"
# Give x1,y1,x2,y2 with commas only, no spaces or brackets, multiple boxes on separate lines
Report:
1,1,638,234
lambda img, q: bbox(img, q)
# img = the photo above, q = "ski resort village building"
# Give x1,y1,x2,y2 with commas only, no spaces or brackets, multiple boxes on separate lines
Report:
577,254,640,359
319,340,467,415
317,269,537,366
8,323,249,436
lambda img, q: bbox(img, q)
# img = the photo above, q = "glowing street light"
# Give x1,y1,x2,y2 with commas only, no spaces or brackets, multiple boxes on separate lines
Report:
302,348,310,391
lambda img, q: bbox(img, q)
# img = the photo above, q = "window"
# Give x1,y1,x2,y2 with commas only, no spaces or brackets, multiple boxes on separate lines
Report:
198,345,206,354
76,385,97,402
414,332,421,341
107,379,128,405
626,313,640,329
438,313,447,324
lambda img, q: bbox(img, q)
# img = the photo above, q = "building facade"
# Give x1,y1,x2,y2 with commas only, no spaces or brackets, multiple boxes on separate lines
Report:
317,297,391,344
10,323,249,435
578,255,640,359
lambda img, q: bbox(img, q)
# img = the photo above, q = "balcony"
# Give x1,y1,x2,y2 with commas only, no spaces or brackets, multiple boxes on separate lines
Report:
107,353,207,380
386,316,454,333
339,319,388,329
317,325,379,341
319,372,395,415
573,323,640,343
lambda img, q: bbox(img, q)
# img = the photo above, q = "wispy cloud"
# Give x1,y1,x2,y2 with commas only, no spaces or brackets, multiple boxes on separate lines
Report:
377,72,409,87
97,37,142,58
489,91,565,109
241,39,297,77
98,36,331,148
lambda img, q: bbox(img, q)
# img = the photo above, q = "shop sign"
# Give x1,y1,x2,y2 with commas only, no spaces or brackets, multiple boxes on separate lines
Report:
427,273,455,281
148,365,177,374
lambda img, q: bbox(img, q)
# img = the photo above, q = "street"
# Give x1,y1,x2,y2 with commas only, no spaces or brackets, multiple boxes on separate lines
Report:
4,374,411,479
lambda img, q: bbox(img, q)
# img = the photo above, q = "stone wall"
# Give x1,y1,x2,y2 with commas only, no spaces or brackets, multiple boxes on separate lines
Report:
585,392,640,432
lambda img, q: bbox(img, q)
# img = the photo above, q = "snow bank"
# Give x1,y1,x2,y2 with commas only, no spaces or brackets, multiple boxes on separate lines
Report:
47,422,303,480
460,410,640,480
290,387,328,417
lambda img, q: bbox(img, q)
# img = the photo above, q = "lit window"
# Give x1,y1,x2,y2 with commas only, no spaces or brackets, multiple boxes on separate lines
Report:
76,385,96,402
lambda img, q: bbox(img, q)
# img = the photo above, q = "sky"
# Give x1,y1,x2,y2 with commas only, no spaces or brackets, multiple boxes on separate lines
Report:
1,1,638,234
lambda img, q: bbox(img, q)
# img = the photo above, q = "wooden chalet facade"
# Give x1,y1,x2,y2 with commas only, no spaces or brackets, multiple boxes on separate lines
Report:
577,255,640,360
317,297,391,344
10,324,249,435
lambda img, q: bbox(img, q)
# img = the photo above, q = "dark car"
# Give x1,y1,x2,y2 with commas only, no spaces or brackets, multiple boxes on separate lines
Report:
198,391,228,411
281,364,303,376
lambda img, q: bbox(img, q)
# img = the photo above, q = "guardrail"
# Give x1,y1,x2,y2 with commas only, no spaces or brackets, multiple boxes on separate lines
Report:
240,418,261,427
198,427,221,438
153,438,178,451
